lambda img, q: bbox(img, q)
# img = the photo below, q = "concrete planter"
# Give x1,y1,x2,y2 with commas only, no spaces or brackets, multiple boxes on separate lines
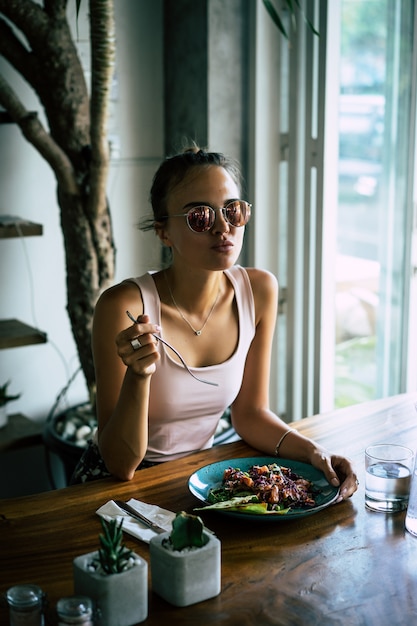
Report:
149,531,221,607
73,550,148,625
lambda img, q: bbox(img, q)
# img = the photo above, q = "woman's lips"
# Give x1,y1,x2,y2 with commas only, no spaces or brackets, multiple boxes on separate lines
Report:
212,240,234,253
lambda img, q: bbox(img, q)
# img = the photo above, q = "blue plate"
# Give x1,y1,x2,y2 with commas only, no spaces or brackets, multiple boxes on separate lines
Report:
188,457,340,519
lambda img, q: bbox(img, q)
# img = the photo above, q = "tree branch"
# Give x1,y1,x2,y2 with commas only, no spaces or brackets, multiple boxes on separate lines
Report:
0,0,49,38
0,17,40,84
0,74,78,194
88,0,115,218
43,0,68,20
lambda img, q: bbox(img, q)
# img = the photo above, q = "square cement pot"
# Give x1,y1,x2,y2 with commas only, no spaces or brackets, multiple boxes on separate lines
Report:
149,531,221,607
73,550,148,625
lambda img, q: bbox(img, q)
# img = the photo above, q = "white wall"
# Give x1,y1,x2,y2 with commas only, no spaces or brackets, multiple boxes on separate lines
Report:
0,1,164,423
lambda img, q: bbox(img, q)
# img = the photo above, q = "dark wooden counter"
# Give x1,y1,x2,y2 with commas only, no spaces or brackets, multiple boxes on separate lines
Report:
1,393,417,625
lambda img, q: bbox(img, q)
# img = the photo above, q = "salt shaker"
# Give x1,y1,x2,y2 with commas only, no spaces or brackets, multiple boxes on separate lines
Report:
6,584,45,626
56,596,94,625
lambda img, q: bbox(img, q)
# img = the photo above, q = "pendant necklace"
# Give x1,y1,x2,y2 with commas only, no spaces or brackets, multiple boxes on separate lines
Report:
164,271,220,336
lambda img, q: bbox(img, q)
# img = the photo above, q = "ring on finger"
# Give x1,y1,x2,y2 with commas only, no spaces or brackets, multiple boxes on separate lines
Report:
131,338,142,351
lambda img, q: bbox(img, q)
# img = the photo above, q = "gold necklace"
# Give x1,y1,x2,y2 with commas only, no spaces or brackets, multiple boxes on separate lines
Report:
164,271,220,336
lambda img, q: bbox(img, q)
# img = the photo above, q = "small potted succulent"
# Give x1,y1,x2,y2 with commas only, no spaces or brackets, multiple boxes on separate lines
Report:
73,518,148,625
149,511,221,607
0,381,21,428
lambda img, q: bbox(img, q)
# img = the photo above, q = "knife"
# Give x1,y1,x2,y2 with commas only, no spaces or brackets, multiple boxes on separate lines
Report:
114,500,167,534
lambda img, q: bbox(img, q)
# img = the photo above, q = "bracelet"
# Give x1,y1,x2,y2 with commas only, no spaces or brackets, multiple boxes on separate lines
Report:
274,428,296,457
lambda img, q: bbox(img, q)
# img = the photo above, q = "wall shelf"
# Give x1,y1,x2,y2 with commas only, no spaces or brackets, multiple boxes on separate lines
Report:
0,413,44,451
1,111,48,439
0,215,43,238
0,319,47,349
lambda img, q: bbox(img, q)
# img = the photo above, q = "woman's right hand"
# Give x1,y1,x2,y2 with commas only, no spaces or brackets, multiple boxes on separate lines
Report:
117,314,162,378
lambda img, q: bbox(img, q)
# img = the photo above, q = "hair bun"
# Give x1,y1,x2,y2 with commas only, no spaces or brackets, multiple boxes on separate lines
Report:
182,144,202,155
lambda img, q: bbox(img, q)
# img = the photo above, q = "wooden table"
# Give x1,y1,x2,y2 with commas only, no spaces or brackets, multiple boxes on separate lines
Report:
1,392,417,625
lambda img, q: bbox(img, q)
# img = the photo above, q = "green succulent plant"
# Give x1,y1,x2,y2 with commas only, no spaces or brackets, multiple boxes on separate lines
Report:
0,381,21,408
96,518,134,574
169,511,209,551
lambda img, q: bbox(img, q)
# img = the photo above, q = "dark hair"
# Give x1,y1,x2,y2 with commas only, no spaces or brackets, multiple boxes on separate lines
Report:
139,146,243,231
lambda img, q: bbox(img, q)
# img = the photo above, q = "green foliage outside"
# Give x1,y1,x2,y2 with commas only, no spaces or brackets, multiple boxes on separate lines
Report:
335,335,377,409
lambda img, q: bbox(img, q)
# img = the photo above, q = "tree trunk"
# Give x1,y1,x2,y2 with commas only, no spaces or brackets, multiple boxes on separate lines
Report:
58,188,114,399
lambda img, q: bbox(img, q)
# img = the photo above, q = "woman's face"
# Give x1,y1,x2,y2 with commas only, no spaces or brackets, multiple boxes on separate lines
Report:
159,165,246,271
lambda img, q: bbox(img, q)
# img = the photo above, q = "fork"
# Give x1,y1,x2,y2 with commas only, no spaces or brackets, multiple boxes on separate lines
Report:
126,310,218,387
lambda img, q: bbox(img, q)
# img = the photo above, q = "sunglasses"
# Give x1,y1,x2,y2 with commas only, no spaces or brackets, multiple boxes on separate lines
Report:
163,200,251,233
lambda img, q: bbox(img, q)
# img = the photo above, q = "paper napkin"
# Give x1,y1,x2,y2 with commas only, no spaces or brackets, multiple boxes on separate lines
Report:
96,498,175,543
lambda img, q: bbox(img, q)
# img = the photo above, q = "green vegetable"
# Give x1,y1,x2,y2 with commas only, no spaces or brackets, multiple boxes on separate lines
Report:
208,488,253,504
195,496,291,515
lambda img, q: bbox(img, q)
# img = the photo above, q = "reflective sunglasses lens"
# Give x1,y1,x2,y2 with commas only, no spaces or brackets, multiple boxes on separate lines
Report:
225,201,251,227
187,206,213,232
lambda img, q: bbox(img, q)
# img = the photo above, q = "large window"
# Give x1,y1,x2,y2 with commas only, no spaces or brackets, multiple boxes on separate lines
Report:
333,0,416,408
250,0,417,420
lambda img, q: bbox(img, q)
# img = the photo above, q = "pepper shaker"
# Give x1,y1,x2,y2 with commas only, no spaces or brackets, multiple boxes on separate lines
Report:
56,596,94,625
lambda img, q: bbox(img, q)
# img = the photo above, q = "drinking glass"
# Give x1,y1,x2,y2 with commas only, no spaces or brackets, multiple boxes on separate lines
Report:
405,403,417,534
405,458,417,536
365,444,414,512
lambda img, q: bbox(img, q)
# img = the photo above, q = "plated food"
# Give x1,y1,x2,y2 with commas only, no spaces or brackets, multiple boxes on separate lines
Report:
188,457,340,520
203,463,317,513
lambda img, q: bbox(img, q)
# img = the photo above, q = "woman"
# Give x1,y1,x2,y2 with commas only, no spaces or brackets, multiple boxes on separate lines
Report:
71,147,358,502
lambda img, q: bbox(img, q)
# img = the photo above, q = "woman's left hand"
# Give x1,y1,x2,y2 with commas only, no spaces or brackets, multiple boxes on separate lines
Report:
310,448,359,502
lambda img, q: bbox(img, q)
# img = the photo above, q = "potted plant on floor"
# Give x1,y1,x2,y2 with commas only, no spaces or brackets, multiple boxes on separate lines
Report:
0,381,21,428
149,511,221,607
73,517,148,625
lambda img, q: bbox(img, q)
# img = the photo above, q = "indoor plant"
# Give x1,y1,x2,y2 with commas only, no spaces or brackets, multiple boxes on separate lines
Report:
0,1,116,404
0,380,21,428
149,511,221,607
73,517,147,626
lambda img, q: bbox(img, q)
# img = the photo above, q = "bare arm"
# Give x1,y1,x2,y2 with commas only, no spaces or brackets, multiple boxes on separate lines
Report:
231,268,358,501
231,268,288,450
92,283,160,480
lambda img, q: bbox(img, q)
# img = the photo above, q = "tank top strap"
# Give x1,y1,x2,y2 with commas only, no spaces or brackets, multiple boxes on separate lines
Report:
124,272,161,323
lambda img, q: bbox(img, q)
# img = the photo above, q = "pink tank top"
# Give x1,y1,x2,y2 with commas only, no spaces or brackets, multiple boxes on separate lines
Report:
128,265,255,462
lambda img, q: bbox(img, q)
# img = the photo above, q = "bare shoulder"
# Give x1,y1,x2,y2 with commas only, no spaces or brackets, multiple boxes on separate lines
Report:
243,267,278,325
95,279,144,321
244,267,279,299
